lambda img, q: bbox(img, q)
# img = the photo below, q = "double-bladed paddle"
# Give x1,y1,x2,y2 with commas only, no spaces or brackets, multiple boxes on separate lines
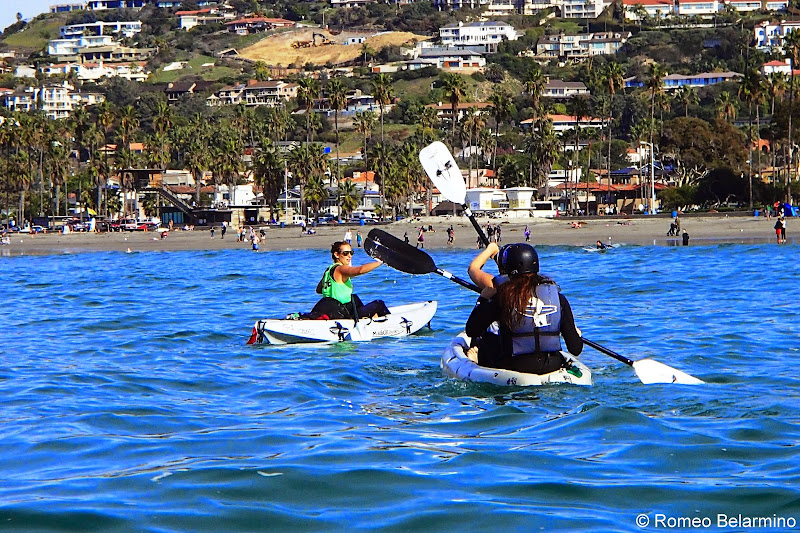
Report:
365,228,704,385
364,228,477,291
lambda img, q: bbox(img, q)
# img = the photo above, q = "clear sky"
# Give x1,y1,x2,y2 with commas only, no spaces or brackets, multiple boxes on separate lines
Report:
1,0,55,35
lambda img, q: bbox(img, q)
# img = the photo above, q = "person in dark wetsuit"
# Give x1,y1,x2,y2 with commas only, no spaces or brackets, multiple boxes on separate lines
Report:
465,243,583,375
596,240,607,249
310,241,389,319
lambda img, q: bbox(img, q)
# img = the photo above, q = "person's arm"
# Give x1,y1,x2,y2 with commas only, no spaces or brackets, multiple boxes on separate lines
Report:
336,260,383,280
465,287,499,337
559,293,583,356
468,242,500,290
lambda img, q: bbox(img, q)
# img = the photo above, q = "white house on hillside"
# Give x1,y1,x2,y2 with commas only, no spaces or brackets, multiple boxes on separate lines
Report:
754,20,800,50
676,0,719,17
439,21,518,53
535,31,630,60
623,0,674,20
543,80,590,99
59,20,142,38
0,81,104,119
559,0,609,18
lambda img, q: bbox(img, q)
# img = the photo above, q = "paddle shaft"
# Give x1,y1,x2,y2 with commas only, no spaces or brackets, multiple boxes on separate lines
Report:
464,205,490,247
581,337,634,366
436,268,481,292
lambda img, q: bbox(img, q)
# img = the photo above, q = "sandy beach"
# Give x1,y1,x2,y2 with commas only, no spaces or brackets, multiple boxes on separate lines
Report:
0,213,789,256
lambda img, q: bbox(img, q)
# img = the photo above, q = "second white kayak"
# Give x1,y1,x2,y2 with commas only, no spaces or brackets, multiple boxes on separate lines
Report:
441,333,593,386
251,300,437,344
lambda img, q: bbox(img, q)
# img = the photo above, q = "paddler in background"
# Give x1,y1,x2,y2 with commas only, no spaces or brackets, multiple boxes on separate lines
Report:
310,241,389,319
465,243,583,375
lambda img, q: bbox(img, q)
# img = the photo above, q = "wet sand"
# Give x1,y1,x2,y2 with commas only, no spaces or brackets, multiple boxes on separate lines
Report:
0,214,787,256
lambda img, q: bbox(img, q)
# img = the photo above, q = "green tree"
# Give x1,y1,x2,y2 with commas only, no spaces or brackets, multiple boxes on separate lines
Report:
371,73,393,141
601,62,625,197
783,29,800,196
646,63,666,148
327,78,347,183
715,91,737,122
673,85,698,118
440,73,468,150
297,77,321,145
489,87,513,172
568,95,590,214
353,111,376,183
337,178,361,219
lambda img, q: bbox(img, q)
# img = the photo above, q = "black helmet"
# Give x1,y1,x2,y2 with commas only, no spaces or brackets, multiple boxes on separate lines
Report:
498,243,539,276
495,244,512,274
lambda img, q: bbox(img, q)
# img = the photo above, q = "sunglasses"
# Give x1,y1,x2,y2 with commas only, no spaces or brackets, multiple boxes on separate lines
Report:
338,250,355,256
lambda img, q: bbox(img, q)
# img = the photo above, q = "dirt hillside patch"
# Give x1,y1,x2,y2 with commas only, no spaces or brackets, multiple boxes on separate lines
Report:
239,29,430,66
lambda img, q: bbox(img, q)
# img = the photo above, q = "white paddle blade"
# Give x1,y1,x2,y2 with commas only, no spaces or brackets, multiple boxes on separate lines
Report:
419,141,466,204
632,359,705,385
346,321,374,342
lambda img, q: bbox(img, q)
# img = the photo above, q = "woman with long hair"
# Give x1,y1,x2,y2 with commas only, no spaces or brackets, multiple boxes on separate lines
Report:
465,243,583,374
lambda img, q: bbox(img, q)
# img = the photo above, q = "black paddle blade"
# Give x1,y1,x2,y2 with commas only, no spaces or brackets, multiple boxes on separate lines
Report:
365,229,437,275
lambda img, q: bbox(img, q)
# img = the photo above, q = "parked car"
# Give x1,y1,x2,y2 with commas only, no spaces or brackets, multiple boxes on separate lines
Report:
135,222,158,232
19,225,45,234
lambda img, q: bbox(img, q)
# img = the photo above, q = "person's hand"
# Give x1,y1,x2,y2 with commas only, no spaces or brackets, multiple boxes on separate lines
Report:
486,242,499,257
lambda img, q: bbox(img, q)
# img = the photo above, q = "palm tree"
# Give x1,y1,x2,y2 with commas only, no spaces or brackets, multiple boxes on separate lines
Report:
739,69,765,209
767,72,787,177
304,174,329,219
253,140,285,221
646,63,666,147
287,143,327,217
534,118,561,199
715,91,737,122
489,87,513,172
568,95,590,214
353,110,376,185
461,109,486,182
523,67,546,108
783,29,800,191
327,78,347,184
253,60,271,81
337,178,361,220
184,120,210,207
522,67,547,186
601,62,624,200
440,73,468,150
297,77,321,145
152,100,173,167
417,105,439,215
117,105,139,219
371,73,393,141
673,85,698,118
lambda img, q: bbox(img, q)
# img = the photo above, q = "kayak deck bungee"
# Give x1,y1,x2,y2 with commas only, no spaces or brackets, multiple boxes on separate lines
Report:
442,333,593,386
250,300,437,345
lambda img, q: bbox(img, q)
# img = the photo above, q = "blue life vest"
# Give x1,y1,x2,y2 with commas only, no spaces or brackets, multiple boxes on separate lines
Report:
509,283,562,356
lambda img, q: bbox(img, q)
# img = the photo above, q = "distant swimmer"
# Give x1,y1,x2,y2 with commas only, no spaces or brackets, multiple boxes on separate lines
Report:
596,240,607,250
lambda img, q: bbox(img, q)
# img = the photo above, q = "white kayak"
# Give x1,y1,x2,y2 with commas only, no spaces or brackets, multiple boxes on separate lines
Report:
250,301,437,345
583,243,621,252
441,333,593,386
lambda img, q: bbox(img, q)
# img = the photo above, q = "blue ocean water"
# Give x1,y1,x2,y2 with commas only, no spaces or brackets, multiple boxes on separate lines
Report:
1,243,799,531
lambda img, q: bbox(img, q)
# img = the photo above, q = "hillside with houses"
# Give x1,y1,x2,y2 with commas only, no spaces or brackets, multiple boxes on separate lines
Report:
0,0,799,228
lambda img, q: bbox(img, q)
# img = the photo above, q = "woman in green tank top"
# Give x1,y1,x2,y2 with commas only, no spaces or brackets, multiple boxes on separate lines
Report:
312,241,388,319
